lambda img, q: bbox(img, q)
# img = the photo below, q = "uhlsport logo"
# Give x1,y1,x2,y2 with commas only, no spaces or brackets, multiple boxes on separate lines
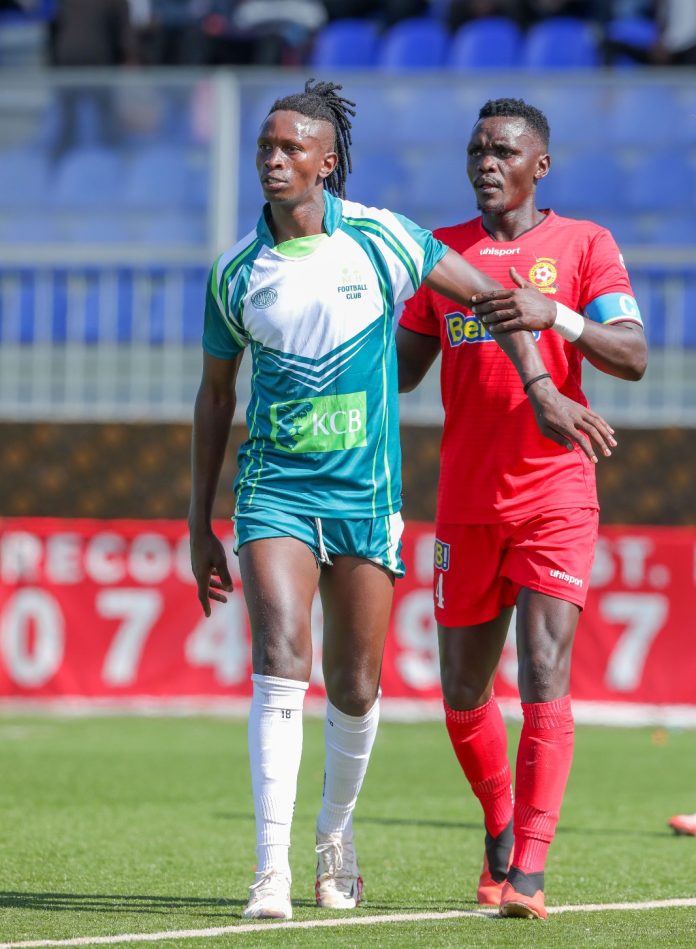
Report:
445,311,540,347
434,538,450,571
549,568,583,587
251,287,278,308
529,257,558,295
271,392,367,453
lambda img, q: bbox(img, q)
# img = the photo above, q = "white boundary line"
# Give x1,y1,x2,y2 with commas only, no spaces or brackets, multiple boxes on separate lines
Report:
2,898,695,948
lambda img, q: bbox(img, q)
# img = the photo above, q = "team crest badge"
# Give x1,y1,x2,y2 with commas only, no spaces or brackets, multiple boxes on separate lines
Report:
528,258,558,295
251,287,278,308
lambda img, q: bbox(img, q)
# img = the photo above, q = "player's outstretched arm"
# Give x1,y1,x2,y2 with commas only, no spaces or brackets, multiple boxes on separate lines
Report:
188,351,241,616
424,250,617,463
471,267,648,381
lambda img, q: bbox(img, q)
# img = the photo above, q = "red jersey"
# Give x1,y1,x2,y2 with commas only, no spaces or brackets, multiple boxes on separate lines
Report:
399,211,638,523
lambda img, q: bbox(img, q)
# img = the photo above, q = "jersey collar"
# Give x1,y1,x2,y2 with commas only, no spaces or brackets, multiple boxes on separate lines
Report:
256,192,343,246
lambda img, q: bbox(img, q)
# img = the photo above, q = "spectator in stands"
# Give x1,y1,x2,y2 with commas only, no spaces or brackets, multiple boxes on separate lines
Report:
446,1,518,32
519,0,601,26
652,0,696,64
147,0,203,65
397,97,647,920
321,0,426,27
52,0,136,65
49,0,137,158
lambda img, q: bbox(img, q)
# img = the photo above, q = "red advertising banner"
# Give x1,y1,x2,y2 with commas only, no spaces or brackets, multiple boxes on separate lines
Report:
0,518,694,712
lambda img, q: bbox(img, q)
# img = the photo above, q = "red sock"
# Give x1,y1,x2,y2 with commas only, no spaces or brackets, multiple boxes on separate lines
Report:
444,696,512,837
512,695,575,874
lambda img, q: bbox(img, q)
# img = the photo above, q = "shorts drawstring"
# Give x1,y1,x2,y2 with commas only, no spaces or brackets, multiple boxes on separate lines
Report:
314,517,333,566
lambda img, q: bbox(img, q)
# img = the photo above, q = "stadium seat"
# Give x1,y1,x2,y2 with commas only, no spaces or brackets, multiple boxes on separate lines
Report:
604,16,659,67
344,151,406,209
607,86,683,146
138,212,207,245
389,84,464,146
588,211,645,246
530,85,606,145
521,17,601,69
0,148,49,208
377,17,450,70
52,147,124,208
448,17,523,69
547,150,625,211
649,214,696,246
623,152,694,212
309,19,380,68
122,146,191,209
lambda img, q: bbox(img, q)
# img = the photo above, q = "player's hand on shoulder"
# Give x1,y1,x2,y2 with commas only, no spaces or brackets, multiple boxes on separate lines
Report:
189,527,234,616
526,378,617,464
471,266,556,333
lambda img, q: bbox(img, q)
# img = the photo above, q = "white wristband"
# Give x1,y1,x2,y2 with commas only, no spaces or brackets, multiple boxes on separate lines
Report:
553,302,584,341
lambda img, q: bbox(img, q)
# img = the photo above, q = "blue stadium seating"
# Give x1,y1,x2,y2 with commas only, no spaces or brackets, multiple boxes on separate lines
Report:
547,150,625,211
309,19,380,68
0,149,49,208
122,146,191,209
52,147,124,209
607,86,683,146
605,16,658,67
624,152,694,212
649,215,695,246
377,17,450,70
521,17,601,68
448,17,523,69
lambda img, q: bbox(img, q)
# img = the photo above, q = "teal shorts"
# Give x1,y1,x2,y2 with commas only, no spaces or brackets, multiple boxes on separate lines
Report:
233,508,405,577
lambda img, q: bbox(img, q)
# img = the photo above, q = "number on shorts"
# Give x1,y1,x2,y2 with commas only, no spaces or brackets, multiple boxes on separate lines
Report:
435,572,445,609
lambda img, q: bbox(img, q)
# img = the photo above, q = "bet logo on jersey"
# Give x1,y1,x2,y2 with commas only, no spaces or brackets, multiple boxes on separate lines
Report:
434,538,450,571
445,311,540,347
528,257,558,295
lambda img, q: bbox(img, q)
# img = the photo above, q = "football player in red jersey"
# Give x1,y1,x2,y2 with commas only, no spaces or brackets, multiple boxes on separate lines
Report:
397,98,647,920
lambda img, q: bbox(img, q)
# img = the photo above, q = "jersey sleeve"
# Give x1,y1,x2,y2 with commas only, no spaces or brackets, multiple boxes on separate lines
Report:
346,205,447,307
202,260,249,358
579,228,644,327
399,281,441,338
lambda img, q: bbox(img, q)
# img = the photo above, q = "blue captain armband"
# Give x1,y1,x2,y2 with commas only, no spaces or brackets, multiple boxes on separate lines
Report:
584,292,643,327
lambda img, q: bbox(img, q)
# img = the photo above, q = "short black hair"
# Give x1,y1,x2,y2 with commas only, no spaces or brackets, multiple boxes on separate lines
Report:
268,78,356,199
478,98,550,148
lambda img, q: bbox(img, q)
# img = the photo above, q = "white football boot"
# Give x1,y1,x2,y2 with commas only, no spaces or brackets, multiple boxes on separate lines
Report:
315,830,364,909
242,869,292,919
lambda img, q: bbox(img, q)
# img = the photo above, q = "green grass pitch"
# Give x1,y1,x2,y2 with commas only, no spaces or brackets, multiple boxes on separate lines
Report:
1,715,695,948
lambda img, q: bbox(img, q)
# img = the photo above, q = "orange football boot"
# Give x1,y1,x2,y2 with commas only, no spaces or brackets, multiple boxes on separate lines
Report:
477,821,513,907
499,868,547,920
668,813,696,836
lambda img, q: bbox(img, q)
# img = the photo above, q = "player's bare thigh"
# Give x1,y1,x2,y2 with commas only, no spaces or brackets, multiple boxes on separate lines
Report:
320,556,395,716
515,588,581,703
239,536,319,681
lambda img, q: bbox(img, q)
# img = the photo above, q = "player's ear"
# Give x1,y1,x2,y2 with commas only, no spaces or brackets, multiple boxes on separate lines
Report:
318,151,338,182
534,153,551,182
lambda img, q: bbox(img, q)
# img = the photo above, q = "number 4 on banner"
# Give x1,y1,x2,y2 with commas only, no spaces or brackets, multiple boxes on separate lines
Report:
185,596,248,685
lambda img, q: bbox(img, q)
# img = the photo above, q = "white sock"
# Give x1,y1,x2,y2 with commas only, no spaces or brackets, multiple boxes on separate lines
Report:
248,673,308,877
316,696,380,837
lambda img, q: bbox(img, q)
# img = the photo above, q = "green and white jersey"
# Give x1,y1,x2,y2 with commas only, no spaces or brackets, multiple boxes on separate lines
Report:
203,192,447,519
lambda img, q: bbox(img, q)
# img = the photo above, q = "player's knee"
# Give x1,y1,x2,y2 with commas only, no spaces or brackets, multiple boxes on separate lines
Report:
324,671,378,716
252,627,311,681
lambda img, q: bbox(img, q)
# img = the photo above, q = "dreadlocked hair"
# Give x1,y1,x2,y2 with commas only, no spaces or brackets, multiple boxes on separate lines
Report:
478,98,550,148
268,78,356,199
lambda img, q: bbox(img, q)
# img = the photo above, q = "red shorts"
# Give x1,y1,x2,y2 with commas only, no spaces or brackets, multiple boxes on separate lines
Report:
433,508,599,627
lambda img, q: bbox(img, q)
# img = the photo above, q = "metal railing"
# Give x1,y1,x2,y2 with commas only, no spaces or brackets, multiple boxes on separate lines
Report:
0,255,693,426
